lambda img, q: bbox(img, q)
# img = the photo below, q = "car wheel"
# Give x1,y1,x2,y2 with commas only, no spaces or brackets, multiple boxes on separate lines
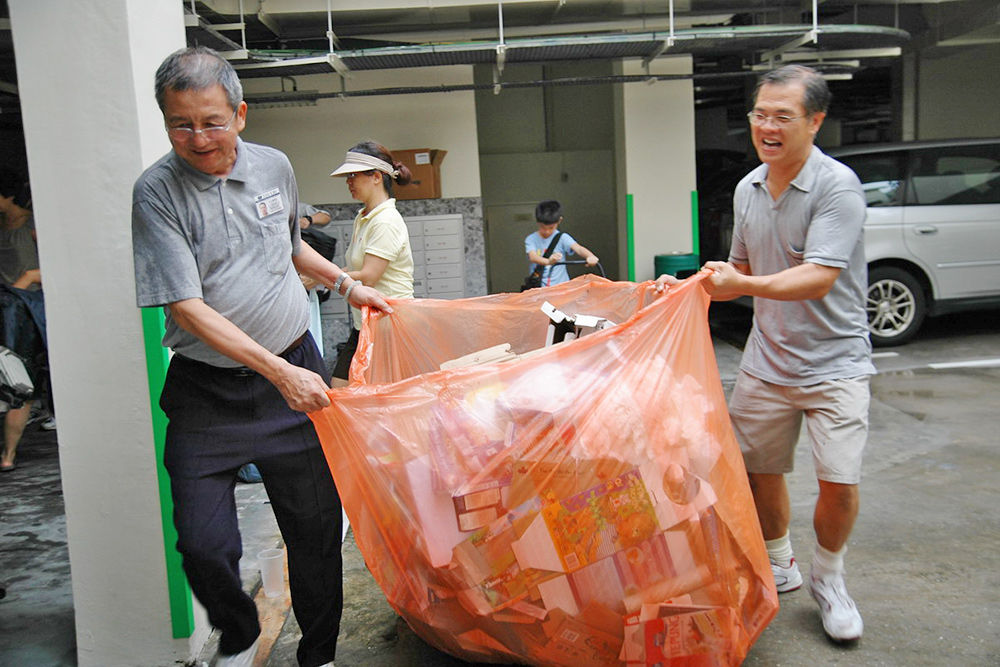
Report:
866,266,927,347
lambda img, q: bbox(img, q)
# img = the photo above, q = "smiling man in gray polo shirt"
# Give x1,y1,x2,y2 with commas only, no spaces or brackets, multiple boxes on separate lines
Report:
658,65,875,644
712,65,874,644
132,46,387,667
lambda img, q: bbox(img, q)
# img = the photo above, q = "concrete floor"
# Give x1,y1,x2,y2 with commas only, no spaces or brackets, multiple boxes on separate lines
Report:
2,305,999,666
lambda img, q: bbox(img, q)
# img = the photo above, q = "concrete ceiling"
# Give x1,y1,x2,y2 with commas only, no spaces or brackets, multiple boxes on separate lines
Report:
174,0,993,112
1,1,997,125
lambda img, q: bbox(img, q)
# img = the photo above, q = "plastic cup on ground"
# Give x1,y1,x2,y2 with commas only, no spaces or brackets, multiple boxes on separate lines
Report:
257,548,285,598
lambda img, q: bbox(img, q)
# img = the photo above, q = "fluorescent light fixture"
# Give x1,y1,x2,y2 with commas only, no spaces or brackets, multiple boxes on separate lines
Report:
753,60,859,71
782,47,902,61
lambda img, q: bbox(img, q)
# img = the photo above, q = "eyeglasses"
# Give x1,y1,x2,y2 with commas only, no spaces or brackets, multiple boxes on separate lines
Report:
344,171,375,179
165,109,238,140
746,111,806,127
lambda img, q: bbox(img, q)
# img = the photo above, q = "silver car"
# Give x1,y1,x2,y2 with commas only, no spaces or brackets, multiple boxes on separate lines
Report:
829,138,1000,346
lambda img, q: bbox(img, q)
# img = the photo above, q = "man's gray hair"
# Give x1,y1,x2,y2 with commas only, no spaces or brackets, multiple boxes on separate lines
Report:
753,65,832,116
154,46,243,113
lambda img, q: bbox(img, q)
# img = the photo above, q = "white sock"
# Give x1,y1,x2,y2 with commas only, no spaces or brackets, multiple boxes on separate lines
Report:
813,543,847,578
765,531,795,567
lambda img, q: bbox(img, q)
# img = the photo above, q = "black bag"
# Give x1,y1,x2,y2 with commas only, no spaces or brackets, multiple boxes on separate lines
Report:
521,271,542,291
520,232,563,291
300,227,338,262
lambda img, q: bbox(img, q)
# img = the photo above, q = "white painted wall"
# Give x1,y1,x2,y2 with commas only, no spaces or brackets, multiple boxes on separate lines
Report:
8,0,209,664
240,66,482,205
622,56,698,281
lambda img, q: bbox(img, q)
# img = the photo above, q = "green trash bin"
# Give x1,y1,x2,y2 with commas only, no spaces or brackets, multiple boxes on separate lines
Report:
654,252,700,279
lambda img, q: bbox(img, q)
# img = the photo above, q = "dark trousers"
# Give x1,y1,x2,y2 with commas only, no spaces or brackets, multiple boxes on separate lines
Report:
161,334,342,667
332,327,360,381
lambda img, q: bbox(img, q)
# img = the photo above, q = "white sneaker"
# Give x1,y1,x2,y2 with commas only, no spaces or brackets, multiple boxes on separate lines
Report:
809,571,864,642
216,638,258,667
770,557,803,593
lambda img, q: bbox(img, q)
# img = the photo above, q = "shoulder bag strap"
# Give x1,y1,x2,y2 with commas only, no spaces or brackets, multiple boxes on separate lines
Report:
534,231,564,282
542,231,564,259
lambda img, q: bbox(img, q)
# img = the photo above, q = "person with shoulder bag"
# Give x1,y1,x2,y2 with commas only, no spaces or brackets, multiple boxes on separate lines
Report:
522,200,598,290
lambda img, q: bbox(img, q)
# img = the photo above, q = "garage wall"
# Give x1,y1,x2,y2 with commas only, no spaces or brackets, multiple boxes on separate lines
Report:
917,42,1000,140
240,66,482,205
622,56,698,281
475,61,621,292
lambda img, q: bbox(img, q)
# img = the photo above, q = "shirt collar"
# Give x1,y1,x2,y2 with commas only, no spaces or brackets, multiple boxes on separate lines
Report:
227,137,251,184
172,136,249,191
751,144,822,193
358,198,396,222
789,145,822,193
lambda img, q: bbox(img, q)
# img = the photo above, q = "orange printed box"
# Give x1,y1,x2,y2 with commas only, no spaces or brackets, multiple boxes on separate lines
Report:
622,604,735,665
453,481,506,532
512,469,660,573
533,609,623,667
452,498,555,614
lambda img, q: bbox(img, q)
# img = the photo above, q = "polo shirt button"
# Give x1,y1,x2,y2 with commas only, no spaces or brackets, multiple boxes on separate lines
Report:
228,208,234,215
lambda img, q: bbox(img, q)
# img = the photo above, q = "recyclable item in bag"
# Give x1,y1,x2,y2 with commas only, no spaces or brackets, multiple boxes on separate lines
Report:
310,274,778,666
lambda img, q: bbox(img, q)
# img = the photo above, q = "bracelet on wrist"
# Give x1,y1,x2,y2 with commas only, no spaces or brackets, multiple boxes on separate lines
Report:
333,273,348,294
343,280,362,302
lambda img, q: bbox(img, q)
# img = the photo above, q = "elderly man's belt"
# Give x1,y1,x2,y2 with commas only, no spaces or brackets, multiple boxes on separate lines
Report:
175,332,309,376
280,332,308,357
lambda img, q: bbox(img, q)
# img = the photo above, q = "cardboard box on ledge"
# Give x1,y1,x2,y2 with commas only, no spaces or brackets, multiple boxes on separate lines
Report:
393,148,447,200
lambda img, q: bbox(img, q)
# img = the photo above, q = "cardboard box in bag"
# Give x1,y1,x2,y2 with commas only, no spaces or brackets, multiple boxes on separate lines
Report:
393,148,447,200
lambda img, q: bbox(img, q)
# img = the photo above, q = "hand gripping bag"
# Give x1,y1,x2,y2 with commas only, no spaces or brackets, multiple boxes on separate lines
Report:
310,274,778,666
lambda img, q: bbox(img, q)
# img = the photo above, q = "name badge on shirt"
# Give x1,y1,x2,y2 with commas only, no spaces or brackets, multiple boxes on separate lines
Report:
254,188,284,219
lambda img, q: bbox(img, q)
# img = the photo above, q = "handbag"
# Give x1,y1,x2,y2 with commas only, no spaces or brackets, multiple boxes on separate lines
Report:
300,227,338,262
520,231,563,291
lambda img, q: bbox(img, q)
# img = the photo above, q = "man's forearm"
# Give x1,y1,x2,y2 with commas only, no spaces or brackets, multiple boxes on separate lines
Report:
168,298,289,379
169,297,333,412
737,263,840,301
293,242,350,291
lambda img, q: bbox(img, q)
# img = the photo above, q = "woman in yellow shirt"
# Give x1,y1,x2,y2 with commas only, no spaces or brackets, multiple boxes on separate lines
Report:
329,142,415,385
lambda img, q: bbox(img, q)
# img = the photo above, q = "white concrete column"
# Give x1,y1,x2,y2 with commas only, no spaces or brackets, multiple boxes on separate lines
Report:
8,1,209,665
621,56,698,281
901,51,918,142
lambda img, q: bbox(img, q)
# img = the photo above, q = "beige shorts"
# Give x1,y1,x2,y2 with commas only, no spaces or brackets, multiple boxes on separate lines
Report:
729,371,871,485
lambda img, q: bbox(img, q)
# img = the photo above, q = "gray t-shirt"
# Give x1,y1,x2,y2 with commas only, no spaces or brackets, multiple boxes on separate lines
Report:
0,212,39,290
132,138,309,367
730,145,876,385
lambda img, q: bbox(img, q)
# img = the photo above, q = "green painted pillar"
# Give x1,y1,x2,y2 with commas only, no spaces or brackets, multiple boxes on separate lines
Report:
141,307,194,638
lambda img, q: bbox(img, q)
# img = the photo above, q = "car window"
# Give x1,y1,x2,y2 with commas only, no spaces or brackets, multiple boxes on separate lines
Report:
835,151,905,207
907,144,1000,206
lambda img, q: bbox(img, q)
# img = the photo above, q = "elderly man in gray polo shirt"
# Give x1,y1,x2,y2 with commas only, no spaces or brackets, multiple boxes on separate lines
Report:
132,46,387,667
658,65,874,644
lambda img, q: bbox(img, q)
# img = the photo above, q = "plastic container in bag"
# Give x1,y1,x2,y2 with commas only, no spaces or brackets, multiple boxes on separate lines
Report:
310,274,778,666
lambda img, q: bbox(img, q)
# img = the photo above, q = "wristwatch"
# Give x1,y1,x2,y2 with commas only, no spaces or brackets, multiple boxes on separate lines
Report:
303,214,313,225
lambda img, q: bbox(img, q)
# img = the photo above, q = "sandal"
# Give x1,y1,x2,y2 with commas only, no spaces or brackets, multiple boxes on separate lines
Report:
0,459,16,473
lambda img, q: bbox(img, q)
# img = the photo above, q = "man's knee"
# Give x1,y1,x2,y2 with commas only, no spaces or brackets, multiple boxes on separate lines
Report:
818,480,859,512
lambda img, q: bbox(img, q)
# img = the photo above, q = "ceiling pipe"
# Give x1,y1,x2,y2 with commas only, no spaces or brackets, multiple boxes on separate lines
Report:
496,2,507,76
327,0,337,52
668,0,676,48
239,0,246,50
245,70,760,105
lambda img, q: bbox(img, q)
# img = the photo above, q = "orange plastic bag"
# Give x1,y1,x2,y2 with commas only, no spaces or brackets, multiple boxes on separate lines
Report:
310,275,777,666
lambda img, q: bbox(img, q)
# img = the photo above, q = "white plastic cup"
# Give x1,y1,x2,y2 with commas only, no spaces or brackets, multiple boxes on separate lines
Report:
257,548,285,598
